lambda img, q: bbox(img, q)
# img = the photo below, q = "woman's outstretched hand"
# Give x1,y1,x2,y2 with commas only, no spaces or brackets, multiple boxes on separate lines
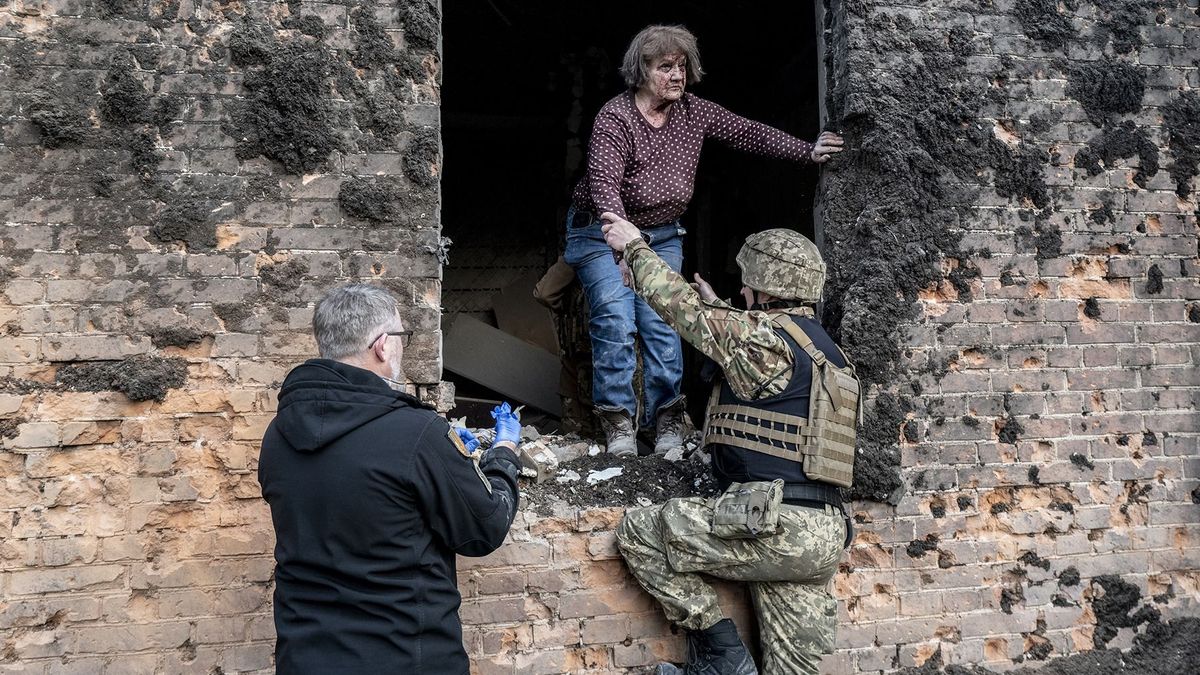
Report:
811,131,845,163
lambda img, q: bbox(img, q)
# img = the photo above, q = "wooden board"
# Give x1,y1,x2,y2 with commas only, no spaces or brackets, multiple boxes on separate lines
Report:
443,313,562,417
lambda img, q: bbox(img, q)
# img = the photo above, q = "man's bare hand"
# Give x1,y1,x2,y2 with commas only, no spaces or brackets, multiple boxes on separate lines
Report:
810,131,845,163
601,212,642,252
690,273,717,303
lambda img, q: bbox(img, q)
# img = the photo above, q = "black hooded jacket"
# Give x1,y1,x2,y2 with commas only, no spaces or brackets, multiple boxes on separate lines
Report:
259,359,520,675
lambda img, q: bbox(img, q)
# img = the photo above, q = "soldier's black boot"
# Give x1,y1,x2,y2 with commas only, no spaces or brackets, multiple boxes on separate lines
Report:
654,619,758,675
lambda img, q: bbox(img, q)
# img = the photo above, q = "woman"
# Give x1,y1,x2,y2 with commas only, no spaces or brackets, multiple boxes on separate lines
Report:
564,24,843,457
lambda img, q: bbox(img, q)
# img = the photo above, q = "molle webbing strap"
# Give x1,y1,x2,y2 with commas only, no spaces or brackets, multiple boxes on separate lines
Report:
708,404,808,428
705,427,806,464
708,418,797,445
772,317,846,411
704,401,810,463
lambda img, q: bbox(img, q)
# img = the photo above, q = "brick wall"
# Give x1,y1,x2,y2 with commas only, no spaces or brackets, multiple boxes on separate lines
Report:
459,508,756,675
2,1,1198,674
811,0,1200,671
0,0,445,672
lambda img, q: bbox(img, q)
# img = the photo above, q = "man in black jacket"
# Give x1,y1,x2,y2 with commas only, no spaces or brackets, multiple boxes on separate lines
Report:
259,283,522,674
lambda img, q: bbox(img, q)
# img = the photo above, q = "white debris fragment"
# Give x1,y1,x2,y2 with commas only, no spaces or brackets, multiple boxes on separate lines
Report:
587,444,602,456
552,441,591,463
556,470,581,483
662,445,687,462
586,467,623,484
636,497,653,507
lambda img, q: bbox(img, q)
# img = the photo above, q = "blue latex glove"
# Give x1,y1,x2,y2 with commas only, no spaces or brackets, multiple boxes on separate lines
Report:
490,402,522,446
454,427,480,455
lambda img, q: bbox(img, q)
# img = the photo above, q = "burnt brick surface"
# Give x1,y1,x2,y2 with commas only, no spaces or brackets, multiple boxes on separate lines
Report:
0,0,447,672
815,0,1199,672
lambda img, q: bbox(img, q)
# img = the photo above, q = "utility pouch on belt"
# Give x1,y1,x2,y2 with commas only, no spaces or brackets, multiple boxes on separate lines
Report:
711,479,784,539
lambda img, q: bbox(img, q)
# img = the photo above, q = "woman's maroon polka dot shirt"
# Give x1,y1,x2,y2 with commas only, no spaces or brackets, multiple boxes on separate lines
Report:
571,91,815,227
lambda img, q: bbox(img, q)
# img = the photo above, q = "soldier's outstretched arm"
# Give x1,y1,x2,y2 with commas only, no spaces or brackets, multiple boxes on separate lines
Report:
626,240,795,400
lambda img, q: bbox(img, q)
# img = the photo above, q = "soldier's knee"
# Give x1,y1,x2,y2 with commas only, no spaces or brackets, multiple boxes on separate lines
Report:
616,506,655,551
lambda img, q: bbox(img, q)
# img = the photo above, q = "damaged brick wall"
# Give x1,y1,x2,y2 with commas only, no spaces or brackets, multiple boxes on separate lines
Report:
0,0,445,671
1,2,1198,675
459,508,758,675
814,0,1200,671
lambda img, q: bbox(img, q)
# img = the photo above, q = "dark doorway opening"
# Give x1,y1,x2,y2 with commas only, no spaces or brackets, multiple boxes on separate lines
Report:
442,1,823,429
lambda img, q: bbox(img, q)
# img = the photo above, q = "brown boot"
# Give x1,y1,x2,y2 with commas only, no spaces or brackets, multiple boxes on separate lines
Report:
654,396,689,455
596,408,637,457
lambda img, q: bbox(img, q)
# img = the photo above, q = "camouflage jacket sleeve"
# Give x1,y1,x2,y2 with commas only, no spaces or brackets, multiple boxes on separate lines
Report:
625,240,795,400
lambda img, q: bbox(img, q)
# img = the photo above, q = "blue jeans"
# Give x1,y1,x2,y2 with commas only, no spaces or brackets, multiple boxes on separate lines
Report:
564,206,686,427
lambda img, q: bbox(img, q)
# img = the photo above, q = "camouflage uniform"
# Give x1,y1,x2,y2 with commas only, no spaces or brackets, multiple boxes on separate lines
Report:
615,237,846,675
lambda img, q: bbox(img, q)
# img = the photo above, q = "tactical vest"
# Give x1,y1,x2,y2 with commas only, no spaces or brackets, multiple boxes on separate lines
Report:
702,311,861,488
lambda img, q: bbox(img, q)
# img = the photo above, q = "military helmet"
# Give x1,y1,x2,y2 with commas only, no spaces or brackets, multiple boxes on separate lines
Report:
735,229,826,302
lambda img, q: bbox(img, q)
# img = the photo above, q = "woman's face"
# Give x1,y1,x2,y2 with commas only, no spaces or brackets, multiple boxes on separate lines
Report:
642,52,687,103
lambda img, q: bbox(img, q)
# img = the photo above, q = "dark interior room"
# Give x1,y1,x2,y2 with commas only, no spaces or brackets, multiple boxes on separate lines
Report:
441,1,824,430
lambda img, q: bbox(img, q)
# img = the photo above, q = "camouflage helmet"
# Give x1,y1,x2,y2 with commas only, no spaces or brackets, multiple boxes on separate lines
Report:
735,229,826,302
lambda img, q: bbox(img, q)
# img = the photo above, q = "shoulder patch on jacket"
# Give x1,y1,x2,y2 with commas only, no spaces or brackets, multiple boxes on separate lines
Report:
442,424,490,491
447,427,472,458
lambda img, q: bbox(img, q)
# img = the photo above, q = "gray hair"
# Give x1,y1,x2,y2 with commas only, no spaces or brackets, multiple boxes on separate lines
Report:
619,25,705,90
312,284,401,360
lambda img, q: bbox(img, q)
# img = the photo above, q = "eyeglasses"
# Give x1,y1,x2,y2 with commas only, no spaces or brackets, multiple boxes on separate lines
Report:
373,330,412,348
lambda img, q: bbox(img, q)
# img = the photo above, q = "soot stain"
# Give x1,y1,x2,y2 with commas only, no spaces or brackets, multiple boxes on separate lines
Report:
29,89,92,148
1094,0,1159,55
351,2,396,69
148,326,212,349
56,356,188,402
1014,0,1074,51
225,24,340,175
1146,264,1164,295
99,51,153,127
1075,121,1160,189
905,533,939,558
819,6,1067,519
1091,574,1160,648
399,0,440,53
152,196,218,251
1163,91,1200,198
403,127,441,189
259,259,309,294
848,392,906,504
338,178,400,222
1067,59,1146,126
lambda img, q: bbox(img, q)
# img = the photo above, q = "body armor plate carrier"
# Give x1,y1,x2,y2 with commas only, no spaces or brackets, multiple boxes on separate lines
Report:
703,315,861,488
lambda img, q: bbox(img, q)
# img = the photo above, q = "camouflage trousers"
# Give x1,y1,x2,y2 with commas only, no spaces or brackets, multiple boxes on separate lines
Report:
616,497,845,675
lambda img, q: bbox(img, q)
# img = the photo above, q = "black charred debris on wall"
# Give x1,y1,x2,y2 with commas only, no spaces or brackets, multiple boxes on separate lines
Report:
820,2,1052,504
8,1,442,404
817,0,1193,508
56,356,188,402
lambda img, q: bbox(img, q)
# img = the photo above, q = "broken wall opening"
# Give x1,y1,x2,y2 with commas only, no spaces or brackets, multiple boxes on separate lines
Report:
441,0,824,428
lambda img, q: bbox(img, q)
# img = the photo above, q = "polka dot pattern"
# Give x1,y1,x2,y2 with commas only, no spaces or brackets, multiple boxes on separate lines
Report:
571,92,815,226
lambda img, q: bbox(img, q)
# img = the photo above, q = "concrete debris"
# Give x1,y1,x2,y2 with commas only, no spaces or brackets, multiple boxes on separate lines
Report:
586,467,623,484
517,441,559,483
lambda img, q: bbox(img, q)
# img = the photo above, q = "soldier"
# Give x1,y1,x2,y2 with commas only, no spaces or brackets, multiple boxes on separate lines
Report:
600,214,858,675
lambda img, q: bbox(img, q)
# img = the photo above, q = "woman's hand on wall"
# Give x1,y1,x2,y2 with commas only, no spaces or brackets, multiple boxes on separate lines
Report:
811,131,845,163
